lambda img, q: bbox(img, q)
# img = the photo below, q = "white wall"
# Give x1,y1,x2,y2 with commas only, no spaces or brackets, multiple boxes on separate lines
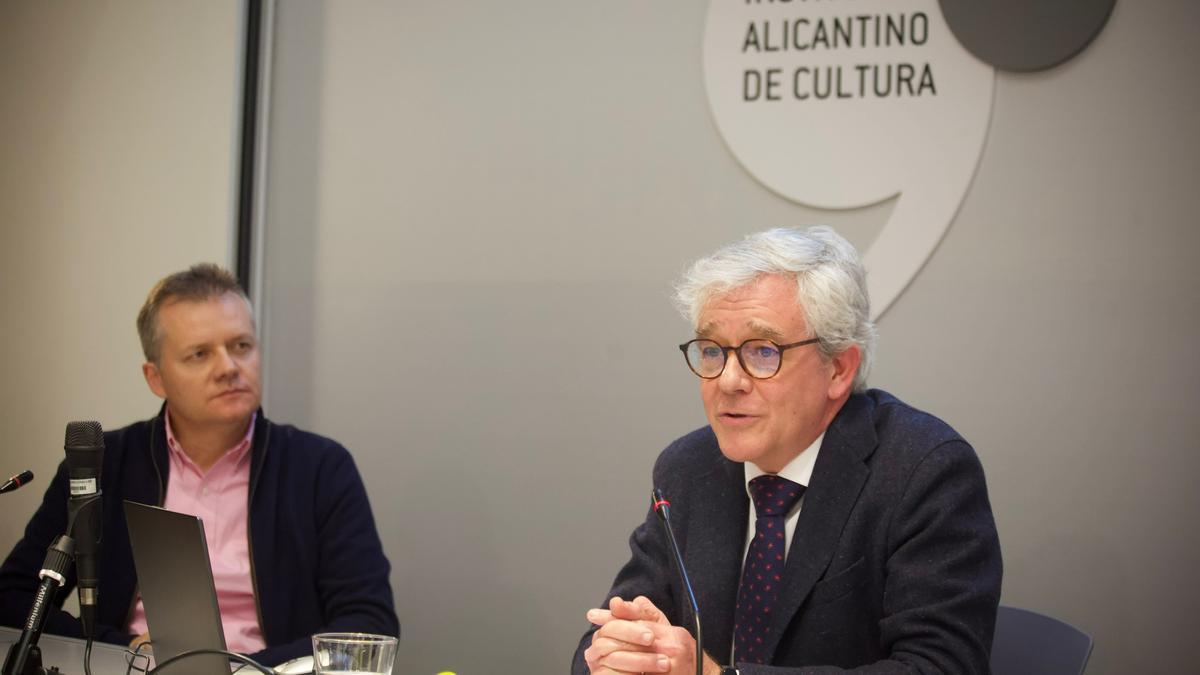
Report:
2,1,1197,674
0,0,241,550
261,2,1198,674
876,2,1200,668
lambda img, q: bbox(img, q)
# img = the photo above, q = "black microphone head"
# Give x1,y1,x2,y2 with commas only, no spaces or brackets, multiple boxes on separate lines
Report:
65,421,104,449
64,424,104,638
64,421,104,486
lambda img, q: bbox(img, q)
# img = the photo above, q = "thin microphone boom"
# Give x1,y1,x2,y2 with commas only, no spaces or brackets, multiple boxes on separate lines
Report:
652,489,703,675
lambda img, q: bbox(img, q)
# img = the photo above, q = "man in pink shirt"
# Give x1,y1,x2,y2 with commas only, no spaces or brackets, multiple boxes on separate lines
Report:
0,264,398,665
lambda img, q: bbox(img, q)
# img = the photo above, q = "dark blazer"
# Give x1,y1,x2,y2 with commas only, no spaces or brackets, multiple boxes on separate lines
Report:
572,389,1002,674
0,408,398,666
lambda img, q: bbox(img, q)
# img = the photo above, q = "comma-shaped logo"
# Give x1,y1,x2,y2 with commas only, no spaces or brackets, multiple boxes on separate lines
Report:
703,0,1114,317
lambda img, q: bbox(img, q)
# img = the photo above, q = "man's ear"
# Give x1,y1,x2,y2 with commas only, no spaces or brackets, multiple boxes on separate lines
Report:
827,344,862,400
143,361,167,400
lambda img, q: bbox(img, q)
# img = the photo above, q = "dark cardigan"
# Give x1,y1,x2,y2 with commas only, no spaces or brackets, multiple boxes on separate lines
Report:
0,408,398,666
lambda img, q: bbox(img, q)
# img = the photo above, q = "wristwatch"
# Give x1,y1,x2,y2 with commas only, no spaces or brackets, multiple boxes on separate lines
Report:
720,667,740,675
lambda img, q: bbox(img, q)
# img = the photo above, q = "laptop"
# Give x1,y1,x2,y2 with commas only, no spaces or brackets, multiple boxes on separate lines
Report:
123,500,231,675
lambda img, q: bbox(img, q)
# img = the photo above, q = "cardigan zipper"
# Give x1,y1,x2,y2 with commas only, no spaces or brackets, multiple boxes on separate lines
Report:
246,419,270,641
124,415,168,635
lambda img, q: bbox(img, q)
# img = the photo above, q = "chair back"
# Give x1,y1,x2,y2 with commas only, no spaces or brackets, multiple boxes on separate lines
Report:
990,605,1094,675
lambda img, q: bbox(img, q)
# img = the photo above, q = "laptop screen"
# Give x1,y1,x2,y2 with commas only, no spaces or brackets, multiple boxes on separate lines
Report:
123,500,230,675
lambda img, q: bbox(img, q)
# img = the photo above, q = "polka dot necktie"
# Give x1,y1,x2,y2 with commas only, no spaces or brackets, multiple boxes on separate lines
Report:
733,474,806,664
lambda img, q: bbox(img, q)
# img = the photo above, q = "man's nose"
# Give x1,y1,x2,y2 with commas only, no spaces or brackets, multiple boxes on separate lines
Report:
213,348,239,378
717,352,752,393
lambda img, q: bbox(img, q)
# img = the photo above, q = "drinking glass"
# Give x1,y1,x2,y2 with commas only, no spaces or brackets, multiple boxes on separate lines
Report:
312,633,397,675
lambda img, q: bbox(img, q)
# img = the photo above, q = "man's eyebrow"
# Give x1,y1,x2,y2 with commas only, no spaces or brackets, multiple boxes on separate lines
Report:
694,321,787,342
179,340,210,353
746,320,786,342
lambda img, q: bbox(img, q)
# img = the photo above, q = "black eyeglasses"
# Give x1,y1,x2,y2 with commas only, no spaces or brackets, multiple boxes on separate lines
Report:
678,337,821,379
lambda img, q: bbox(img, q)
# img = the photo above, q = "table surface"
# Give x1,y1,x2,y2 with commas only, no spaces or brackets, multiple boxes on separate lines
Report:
1,625,139,675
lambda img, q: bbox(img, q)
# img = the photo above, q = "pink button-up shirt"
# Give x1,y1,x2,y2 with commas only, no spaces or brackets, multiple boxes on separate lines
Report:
127,410,266,654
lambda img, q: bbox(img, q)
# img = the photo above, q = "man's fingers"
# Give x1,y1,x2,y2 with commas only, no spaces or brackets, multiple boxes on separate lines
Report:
632,595,669,624
586,608,614,626
587,634,649,662
593,618,655,648
608,595,669,625
582,642,634,675
585,634,668,674
586,596,686,674
607,595,638,619
587,644,671,674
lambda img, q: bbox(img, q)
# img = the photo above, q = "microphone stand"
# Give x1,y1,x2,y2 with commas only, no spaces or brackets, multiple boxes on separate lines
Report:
652,489,703,675
2,535,74,675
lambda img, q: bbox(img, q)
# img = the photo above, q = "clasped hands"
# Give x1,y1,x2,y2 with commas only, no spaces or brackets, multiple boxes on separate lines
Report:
583,596,720,675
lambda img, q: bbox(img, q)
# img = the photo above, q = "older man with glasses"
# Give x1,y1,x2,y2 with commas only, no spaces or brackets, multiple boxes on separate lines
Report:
573,227,1002,675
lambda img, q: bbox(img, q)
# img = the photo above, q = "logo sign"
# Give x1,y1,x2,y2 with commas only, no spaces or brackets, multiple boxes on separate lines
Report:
703,0,993,317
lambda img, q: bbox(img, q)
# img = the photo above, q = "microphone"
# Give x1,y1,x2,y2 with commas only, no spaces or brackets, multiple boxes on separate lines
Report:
64,421,104,640
1,534,75,675
0,470,33,494
651,489,703,675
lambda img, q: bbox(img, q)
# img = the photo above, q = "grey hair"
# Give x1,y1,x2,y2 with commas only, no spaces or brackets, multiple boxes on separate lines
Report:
672,226,877,391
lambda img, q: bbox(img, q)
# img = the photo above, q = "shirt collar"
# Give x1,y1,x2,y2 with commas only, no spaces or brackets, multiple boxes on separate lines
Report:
164,407,256,472
743,431,825,492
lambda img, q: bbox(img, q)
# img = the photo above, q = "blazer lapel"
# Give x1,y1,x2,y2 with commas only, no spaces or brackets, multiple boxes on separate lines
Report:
685,454,748,665
761,395,877,661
